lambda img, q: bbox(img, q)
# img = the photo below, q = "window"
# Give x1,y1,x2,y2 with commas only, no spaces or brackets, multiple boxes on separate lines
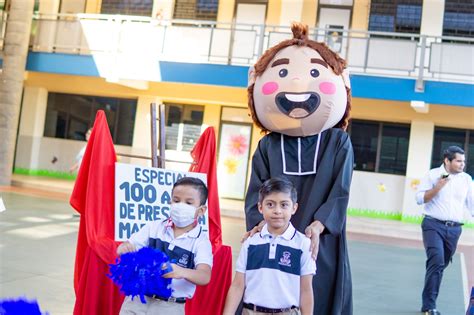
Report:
349,120,378,172
348,120,410,175
44,93,137,146
379,124,410,174
368,0,422,35
164,104,204,152
173,0,218,21
431,127,473,177
443,0,474,38
101,0,153,16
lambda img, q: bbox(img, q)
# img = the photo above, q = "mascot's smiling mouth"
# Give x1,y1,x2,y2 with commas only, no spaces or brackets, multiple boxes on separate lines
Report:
275,92,321,119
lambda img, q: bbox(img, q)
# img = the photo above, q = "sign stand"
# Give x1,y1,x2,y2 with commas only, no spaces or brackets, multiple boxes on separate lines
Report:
117,103,166,168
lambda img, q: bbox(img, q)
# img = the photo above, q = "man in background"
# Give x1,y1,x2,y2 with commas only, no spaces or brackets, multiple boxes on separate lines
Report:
70,128,92,173
416,145,474,315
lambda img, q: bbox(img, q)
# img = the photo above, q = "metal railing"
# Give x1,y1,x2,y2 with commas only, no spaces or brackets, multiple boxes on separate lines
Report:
29,13,474,85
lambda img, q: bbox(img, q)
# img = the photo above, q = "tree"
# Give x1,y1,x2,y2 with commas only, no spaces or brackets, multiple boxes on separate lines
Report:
0,0,34,185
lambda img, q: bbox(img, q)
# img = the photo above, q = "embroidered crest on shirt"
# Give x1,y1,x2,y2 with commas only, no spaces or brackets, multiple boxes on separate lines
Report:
278,251,292,267
179,254,189,266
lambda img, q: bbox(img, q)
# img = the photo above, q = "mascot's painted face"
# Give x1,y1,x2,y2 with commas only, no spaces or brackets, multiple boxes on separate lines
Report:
252,46,348,137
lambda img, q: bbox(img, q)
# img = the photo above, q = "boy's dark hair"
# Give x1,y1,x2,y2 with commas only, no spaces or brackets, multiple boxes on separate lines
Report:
172,177,208,205
443,146,464,162
258,177,297,204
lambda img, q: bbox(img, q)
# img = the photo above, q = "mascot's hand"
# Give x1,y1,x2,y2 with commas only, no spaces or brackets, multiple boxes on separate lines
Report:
241,220,265,243
117,241,137,256
305,221,325,260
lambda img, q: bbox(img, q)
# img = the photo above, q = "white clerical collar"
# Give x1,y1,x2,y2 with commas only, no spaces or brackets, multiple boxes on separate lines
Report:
280,133,321,175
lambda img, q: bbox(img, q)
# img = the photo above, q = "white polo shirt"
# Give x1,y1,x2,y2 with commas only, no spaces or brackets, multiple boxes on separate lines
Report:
129,219,213,299
235,223,316,309
416,165,474,222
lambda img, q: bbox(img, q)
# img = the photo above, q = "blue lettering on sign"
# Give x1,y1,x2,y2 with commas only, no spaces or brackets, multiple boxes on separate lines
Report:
161,191,171,204
134,167,189,186
133,167,186,185
119,222,147,239
161,206,170,219
119,203,136,219
120,182,158,203
119,203,127,218
137,204,168,221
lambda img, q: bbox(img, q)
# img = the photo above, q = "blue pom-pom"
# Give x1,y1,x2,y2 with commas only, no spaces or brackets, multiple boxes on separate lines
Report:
0,297,47,315
108,247,173,303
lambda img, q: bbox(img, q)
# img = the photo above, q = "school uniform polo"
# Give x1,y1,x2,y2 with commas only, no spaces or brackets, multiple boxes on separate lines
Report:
129,219,213,299
236,223,316,309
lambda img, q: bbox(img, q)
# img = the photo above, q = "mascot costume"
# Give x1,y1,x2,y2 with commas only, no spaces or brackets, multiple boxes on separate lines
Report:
245,23,353,315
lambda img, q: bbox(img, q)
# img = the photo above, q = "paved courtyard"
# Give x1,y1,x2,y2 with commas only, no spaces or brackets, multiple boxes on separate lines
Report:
0,187,471,315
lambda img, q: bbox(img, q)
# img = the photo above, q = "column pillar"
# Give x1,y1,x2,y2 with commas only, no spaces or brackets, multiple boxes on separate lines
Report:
420,0,444,36
16,87,48,170
401,120,435,222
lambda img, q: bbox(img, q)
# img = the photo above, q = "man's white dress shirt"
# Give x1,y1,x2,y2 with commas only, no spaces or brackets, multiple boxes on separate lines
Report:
416,165,474,223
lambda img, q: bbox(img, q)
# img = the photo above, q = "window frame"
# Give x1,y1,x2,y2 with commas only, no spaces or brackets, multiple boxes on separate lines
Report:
44,92,137,146
442,0,474,39
431,126,473,177
163,103,205,152
368,0,423,36
173,0,219,21
348,119,411,175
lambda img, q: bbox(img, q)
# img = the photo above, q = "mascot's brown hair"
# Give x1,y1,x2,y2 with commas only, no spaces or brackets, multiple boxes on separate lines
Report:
248,22,351,135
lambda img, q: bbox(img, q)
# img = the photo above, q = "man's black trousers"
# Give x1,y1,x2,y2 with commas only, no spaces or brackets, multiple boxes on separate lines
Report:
421,216,462,311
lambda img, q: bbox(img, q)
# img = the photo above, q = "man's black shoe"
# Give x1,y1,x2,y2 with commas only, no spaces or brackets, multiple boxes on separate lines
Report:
422,309,441,315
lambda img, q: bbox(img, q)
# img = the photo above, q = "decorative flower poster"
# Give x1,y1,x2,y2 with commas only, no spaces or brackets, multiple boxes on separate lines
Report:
217,123,252,199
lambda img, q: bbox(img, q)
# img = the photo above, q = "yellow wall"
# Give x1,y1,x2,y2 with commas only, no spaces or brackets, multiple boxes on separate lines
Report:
279,0,304,27
25,72,247,106
266,0,282,26
301,0,317,27
352,0,370,31
85,0,101,14
351,98,474,130
217,0,235,24
203,103,222,135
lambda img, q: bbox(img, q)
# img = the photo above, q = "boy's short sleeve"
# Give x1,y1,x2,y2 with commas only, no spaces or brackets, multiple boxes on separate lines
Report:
235,239,250,274
194,235,213,268
128,223,152,250
300,237,316,276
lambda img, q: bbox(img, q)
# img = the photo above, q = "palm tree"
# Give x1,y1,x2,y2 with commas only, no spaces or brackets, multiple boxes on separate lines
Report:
0,0,34,185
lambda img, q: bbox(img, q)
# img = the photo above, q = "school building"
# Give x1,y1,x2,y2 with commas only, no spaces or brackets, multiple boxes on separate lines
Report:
1,0,473,224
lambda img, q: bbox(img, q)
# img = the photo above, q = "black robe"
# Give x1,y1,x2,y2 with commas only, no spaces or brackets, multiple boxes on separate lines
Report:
245,128,354,315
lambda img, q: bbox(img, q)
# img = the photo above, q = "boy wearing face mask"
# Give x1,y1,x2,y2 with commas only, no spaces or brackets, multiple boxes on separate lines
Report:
117,177,213,315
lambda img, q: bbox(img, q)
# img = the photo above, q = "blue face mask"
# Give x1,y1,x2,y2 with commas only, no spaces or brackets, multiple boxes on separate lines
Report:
170,202,198,227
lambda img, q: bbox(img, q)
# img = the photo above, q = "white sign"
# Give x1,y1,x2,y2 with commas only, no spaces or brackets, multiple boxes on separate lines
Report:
114,163,208,241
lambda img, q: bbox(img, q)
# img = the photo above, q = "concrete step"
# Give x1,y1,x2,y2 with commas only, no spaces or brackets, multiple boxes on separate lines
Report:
11,174,74,195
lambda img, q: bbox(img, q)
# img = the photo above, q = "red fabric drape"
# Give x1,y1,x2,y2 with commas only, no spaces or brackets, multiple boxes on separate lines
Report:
185,127,233,315
185,245,233,314
70,111,124,315
188,127,222,249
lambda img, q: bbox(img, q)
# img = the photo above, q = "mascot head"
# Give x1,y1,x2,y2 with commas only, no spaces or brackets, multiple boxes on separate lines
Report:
248,23,351,137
